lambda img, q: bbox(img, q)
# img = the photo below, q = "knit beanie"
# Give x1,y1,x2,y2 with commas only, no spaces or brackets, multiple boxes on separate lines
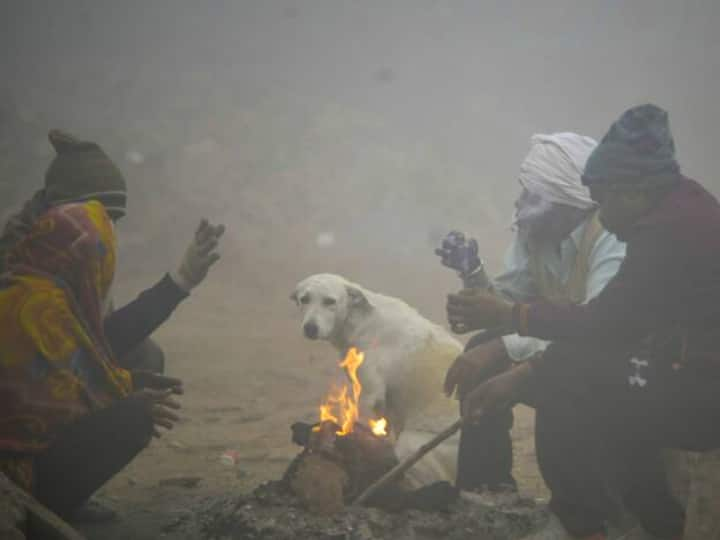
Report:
582,104,681,189
44,130,127,218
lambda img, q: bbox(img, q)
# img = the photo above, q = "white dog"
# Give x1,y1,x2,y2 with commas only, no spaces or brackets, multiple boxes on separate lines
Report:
291,273,462,487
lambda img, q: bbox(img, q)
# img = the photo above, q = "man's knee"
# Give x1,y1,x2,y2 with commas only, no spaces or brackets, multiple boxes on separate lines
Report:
123,338,165,373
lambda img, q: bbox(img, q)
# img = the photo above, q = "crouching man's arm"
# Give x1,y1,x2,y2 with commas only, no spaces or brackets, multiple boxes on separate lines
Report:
106,219,224,365
492,230,626,366
105,275,188,362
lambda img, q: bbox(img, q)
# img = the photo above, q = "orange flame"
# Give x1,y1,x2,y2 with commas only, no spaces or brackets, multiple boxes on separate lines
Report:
317,347,387,437
369,418,388,437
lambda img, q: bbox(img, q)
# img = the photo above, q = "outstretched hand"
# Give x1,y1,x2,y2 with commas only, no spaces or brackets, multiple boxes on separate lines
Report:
172,219,226,292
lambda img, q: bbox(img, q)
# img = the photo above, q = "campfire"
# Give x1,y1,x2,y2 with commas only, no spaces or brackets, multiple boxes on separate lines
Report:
173,357,549,538
316,348,388,438
284,348,399,514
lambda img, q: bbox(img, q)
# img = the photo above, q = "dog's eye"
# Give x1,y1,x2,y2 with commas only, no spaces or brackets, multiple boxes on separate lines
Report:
300,295,310,305
322,298,337,307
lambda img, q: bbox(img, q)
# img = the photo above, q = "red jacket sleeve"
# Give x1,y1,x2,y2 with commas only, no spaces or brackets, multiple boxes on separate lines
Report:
522,226,679,348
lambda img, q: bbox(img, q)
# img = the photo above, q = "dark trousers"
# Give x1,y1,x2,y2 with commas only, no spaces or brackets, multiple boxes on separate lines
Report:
33,397,153,517
530,342,720,538
456,332,517,490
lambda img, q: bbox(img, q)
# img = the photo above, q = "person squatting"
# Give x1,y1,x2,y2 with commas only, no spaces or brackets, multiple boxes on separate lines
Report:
2,104,719,540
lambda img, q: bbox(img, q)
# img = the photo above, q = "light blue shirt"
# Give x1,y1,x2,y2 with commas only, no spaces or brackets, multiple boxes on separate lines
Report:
493,218,626,361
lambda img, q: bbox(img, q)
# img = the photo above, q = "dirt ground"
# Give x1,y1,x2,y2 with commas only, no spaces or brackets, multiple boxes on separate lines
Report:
75,245,548,540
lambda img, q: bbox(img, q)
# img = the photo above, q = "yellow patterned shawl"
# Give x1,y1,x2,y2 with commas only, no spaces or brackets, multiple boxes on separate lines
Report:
0,201,132,489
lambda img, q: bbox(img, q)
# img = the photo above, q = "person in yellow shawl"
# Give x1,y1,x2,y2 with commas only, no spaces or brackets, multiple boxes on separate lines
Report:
0,129,226,377
0,200,181,519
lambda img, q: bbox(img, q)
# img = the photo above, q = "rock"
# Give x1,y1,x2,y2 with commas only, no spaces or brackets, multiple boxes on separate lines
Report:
289,454,348,515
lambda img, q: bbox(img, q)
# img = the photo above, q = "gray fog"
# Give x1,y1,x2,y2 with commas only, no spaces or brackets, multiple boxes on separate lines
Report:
1,0,719,302
1,5,720,538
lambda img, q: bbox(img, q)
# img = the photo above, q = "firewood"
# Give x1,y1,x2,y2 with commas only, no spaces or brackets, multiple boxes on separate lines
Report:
0,473,85,540
289,453,349,515
286,420,399,512
352,419,464,506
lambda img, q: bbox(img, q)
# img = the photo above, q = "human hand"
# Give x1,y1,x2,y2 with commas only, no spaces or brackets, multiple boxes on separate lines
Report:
132,371,183,395
171,219,225,291
446,289,513,334
131,388,182,437
460,363,532,422
443,338,511,399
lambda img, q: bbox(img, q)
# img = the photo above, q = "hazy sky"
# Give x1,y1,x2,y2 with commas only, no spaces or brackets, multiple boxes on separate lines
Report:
2,1,719,274
4,1,718,157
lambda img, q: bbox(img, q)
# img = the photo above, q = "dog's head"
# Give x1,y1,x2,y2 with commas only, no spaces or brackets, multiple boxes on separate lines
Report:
291,274,370,341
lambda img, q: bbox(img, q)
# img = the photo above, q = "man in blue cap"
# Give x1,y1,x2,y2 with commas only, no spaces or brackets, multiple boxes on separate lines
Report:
446,105,720,539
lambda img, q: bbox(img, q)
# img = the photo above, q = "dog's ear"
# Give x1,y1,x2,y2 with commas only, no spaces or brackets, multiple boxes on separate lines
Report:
346,285,371,310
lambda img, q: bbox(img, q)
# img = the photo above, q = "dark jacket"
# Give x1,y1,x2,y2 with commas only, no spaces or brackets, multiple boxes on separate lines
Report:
523,178,720,376
105,274,188,364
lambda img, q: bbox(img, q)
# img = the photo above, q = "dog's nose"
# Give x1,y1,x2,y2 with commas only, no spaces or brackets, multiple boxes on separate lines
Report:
303,322,319,339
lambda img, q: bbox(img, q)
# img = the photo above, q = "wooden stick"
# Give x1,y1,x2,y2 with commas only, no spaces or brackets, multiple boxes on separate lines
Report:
351,418,464,506
0,472,85,540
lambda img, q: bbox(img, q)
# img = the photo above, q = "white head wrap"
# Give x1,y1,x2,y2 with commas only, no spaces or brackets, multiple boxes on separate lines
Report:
517,132,598,210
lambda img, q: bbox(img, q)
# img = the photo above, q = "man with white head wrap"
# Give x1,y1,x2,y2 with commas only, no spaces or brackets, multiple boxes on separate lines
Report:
517,132,598,211
444,132,627,492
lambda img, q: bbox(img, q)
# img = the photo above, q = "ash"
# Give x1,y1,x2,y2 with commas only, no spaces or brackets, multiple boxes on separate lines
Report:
169,481,548,540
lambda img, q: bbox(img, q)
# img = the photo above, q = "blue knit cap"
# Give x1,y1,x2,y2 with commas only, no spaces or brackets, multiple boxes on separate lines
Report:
582,104,680,188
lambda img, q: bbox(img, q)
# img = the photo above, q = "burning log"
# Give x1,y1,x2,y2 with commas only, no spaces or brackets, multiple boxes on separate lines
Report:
283,347,459,515
352,418,464,506
281,347,401,514
284,420,399,514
